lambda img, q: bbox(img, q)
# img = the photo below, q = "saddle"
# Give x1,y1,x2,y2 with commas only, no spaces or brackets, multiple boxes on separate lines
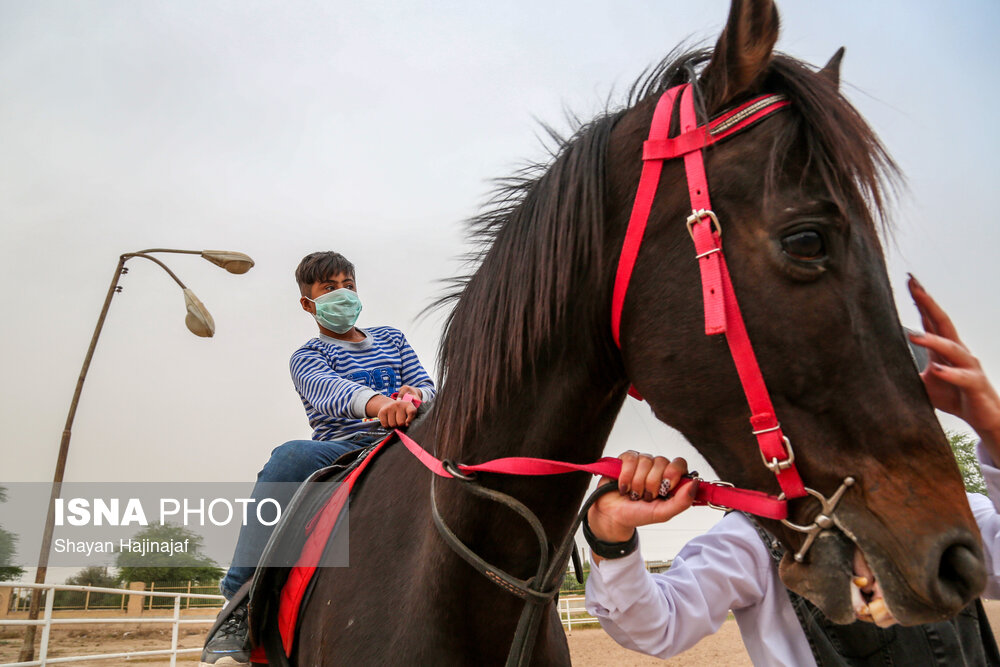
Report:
245,438,391,666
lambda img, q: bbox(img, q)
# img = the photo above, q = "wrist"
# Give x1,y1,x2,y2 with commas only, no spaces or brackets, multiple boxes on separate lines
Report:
586,507,635,543
583,514,638,560
365,394,393,417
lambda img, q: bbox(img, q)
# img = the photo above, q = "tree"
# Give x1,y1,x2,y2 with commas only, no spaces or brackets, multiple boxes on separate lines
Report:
56,566,122,608
65,565,120,588
116,523,223,586
560,561,589,594
0,485,26,582
949,430,987,496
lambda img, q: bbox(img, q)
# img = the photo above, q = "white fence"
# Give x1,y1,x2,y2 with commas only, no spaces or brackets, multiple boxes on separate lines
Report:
2,584,594,665
0,582,223,667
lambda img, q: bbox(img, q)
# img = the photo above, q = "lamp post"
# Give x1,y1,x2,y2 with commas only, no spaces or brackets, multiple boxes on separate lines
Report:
18,248,254,662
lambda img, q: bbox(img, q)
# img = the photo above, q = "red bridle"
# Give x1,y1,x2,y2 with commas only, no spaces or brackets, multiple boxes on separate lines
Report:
611,82,808,504
396,86,858,543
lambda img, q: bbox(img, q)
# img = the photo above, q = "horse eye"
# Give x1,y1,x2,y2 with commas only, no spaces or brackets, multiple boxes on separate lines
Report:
781,230,826,261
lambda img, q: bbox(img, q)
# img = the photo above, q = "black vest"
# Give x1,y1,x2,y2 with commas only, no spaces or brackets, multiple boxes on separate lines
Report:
749,516,1000,667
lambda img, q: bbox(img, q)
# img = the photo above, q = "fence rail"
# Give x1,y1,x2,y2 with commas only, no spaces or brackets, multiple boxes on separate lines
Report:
5,583,221,614
559,595,598,631
0,582,223,667
2,584,596,665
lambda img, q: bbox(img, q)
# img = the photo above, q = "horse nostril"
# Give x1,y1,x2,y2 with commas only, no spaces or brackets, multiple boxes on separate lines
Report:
936,543,986,608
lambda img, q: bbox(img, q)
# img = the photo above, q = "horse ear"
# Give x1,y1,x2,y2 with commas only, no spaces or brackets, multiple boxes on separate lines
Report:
818,46,845,88
700,0,780,112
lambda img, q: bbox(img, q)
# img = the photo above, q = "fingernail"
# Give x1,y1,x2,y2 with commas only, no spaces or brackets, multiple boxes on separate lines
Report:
643,491,653,502
909,273,924,290
931,362,943,371
629,491,640,502
658,479,672,498
619,483,628,495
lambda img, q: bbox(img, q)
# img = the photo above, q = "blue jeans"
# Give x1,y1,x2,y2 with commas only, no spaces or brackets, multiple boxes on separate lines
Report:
220,435,379,598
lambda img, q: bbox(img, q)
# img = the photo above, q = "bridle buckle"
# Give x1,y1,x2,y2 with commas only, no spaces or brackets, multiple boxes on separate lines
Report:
686,209,722,241
760,436,795,473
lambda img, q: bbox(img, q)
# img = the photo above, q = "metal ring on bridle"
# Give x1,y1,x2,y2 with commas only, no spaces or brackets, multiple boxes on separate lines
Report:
442,459,476,481
703,480,735,512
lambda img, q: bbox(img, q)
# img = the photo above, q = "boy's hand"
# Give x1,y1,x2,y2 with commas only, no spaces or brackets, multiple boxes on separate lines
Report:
908,276,1000,455
587,452,697,561
397,385,424,402
377,399,418,428
365,394,418,428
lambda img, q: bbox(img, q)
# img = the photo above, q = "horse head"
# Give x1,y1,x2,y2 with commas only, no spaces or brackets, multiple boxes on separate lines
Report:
613,0,985,625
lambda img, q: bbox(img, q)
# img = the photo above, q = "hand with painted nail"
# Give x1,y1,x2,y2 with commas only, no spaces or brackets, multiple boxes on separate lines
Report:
908,276,1000,455
587,451,698,553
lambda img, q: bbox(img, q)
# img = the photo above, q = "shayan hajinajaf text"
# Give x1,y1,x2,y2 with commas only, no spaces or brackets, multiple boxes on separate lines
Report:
54,537,191,558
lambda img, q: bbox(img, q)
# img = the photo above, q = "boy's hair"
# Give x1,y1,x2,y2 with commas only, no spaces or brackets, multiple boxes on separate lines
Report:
295,251,356,295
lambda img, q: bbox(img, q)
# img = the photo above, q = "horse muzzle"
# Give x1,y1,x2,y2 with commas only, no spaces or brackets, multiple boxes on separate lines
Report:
778,507,987,626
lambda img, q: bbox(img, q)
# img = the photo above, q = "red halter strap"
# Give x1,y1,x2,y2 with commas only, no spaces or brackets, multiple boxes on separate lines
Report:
611,83,807,502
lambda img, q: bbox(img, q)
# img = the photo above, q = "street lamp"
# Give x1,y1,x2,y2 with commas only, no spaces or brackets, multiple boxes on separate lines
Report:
18,248,254,662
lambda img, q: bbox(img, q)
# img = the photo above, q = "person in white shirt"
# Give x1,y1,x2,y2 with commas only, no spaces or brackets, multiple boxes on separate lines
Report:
585,277,1000,666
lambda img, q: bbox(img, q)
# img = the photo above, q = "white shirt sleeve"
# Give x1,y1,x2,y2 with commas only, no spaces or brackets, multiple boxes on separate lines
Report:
584,512,778,659
972,442,1000,598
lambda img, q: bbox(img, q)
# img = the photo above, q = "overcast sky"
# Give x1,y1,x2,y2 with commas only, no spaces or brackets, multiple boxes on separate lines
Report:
2,1,999,574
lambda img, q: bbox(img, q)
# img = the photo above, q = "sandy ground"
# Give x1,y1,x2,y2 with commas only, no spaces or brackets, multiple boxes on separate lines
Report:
2,600,1000,665
1,620,744,665
567,621,752,666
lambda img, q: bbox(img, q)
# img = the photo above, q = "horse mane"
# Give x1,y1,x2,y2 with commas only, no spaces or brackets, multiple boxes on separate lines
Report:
429,47,899,454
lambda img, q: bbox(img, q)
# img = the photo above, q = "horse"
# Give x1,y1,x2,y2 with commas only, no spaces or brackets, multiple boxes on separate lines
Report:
294,0,987,663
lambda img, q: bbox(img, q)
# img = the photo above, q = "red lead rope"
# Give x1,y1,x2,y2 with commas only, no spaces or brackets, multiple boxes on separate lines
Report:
395,429,788,520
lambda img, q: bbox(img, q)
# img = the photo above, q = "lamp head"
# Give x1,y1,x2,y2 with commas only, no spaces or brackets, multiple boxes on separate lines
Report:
182,288,215,337
201,250,255,275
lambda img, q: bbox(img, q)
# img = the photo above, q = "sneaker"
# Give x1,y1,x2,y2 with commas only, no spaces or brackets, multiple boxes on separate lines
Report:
200,599,250,666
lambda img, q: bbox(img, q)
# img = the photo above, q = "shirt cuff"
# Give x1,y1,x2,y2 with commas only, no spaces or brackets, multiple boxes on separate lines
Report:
977,440,1000,502
419,387,433,403
349,388,380,419
589,543,650,612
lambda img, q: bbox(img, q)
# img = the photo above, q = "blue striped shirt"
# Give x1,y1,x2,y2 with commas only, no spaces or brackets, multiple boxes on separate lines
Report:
289,326,436,441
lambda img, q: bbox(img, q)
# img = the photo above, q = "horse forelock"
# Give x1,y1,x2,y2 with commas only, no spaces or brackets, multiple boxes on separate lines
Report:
761,54,900,236
429,47,900,457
